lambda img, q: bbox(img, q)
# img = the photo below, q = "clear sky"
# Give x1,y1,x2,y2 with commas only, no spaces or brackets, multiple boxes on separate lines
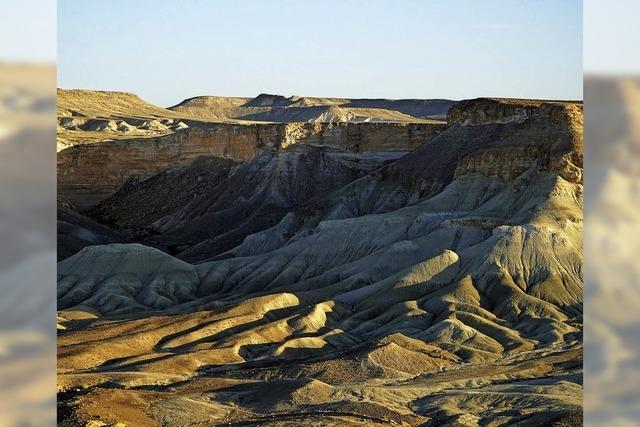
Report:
58,0,582,107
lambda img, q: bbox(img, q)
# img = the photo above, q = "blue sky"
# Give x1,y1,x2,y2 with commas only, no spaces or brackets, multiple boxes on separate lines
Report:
58,0,582,106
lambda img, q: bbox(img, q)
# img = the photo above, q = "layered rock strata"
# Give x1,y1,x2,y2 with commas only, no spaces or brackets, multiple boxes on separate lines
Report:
58,121,446,210
57,97,583,426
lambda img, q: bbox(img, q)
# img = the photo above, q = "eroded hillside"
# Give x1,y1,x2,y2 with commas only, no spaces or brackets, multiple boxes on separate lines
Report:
169,93,454,122
57,90,450,151
57,93,583,426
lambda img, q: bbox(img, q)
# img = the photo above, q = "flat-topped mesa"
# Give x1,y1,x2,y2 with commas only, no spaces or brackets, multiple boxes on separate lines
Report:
447,97,582,126
168,92,455,121
57,88,180,119
58,120,447,210
448,98,583,184
58,89,455,125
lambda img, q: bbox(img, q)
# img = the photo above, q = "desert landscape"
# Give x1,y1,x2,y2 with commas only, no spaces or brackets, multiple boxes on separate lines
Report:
56,89,583,426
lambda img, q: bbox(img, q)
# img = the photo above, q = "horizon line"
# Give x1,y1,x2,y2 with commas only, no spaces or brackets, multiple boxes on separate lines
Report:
57,86,584,108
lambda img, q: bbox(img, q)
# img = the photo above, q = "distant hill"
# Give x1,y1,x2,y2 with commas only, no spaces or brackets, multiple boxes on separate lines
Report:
168,92,456,122
167,95,251,120
57,89,181,119
58,88,454,125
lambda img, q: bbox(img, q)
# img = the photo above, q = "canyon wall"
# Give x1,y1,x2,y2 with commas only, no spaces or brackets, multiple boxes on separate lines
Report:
283,121,445,151
450,99,583,184
58,121,446,210
447,97,582,126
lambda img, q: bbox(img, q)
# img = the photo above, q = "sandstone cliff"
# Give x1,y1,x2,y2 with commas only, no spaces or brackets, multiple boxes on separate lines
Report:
58,120,446,210
451,100,583,183
447,97,582,126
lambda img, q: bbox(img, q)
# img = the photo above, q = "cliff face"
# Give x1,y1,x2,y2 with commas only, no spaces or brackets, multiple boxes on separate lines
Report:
58,123,282,210
283,121,445,150
58,99,582,212
61,98,583,264
285,99,584,230
447,97,582,126
58,121,446,210
448,99,583,184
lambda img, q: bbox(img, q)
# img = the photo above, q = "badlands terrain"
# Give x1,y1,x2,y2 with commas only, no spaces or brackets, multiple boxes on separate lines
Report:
57,90,583,426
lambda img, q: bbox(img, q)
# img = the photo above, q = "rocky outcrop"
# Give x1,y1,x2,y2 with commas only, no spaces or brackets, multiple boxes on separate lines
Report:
450,100,583,183
57,96,584,427
282,121,446,150
275,100,584,234
56,89,453,191
57,123,283,210
61,99,582,261
88,147,366,261
87,156,237,240
58,100,584,356
447,97,582,126
58,121,446,210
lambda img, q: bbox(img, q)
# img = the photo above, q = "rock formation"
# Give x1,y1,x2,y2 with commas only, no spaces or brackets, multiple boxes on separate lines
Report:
57,91,583,427
168,93,455,122
58,120,446,210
